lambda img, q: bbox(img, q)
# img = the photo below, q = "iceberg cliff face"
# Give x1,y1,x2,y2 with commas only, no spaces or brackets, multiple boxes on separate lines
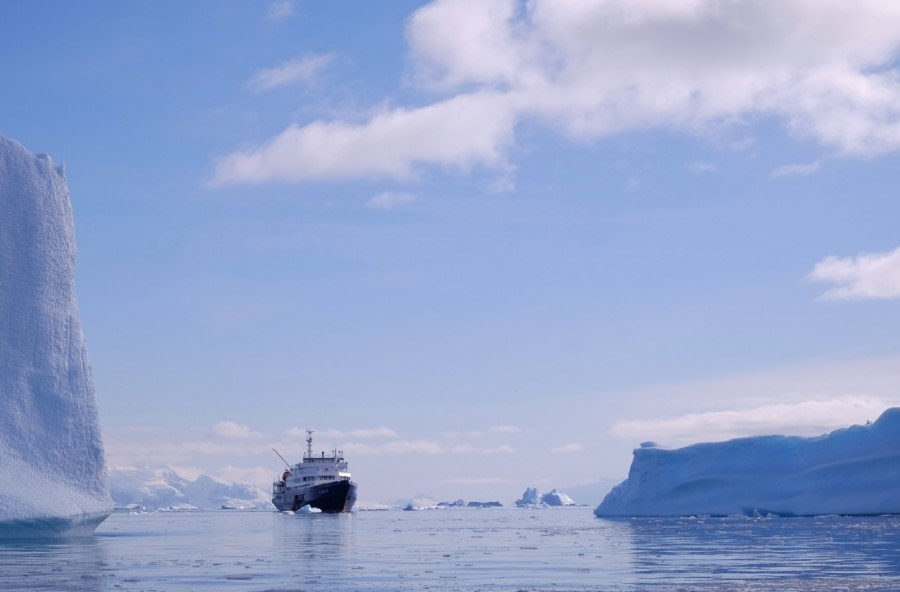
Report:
595,408,900,517
0,135,112,535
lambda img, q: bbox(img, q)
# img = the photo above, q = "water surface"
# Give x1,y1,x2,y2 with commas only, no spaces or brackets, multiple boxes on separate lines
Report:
2,507,900,591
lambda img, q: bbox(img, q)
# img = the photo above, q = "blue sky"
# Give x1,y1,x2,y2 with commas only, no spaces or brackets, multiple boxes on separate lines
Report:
4,0,900,504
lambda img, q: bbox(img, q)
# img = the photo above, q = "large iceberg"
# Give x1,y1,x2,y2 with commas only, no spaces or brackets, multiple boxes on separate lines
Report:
595,408,900,517
0,135,112,536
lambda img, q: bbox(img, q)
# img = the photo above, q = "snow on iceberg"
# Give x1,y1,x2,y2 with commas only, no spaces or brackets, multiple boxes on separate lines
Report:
0,136,112,536
595,408,900,517
541,488,575,506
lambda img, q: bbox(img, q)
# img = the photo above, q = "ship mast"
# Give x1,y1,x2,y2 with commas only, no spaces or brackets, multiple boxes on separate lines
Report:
306,428,314,459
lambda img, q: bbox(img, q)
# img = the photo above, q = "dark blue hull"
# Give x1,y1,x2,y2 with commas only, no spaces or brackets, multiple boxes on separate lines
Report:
274,479,357,513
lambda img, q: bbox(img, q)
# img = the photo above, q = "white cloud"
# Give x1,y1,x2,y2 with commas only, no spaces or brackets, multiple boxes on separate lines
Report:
551,443,583,453
367,191,417,210
265,0,295,21
769,161,821,177
406,0,528,91
408,0,900,149
212,421,261,439
210,92,516,185
213,0,900,187
249,54,332,92
610,396,891,446
809,247,900,300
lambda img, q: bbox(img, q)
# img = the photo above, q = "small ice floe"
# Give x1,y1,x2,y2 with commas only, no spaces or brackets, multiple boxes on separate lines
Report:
297,504,322,514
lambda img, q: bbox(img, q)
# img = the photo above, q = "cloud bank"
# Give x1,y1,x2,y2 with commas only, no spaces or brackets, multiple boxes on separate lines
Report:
212,0,900,187
610,396,892,446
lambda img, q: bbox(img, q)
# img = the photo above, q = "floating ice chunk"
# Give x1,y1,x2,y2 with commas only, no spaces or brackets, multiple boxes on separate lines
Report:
297,504,322,514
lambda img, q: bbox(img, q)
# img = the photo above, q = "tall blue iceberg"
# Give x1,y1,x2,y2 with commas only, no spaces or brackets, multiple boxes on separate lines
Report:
0,135,112,536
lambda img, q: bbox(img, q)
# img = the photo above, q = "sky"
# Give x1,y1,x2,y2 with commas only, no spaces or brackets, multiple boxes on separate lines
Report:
3,0,900,505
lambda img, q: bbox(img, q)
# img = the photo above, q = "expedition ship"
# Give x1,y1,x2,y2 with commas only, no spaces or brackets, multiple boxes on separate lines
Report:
272,430,357,513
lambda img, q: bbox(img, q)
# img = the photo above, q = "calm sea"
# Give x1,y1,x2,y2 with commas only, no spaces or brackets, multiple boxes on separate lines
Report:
2,507,900,591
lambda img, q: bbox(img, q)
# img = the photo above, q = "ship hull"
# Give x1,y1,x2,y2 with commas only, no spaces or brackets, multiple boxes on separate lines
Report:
273,479,357,513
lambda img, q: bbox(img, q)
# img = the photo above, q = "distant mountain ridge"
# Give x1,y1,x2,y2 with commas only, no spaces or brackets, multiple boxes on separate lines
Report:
109,467,272,510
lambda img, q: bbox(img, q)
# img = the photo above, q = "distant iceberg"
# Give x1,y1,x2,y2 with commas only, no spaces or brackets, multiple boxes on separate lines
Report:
595,408,900,517
515,487,576,508
515,487,545,508
395,495,439,510
0,136,112,536
541,488,575,507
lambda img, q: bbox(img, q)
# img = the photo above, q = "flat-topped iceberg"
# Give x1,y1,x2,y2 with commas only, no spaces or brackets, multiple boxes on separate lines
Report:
0,135,112,536
595,408,900,517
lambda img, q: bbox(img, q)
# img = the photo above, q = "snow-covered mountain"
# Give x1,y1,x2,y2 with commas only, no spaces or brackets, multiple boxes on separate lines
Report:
596,407,900,517
109,467,272,510
0,136,112,536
